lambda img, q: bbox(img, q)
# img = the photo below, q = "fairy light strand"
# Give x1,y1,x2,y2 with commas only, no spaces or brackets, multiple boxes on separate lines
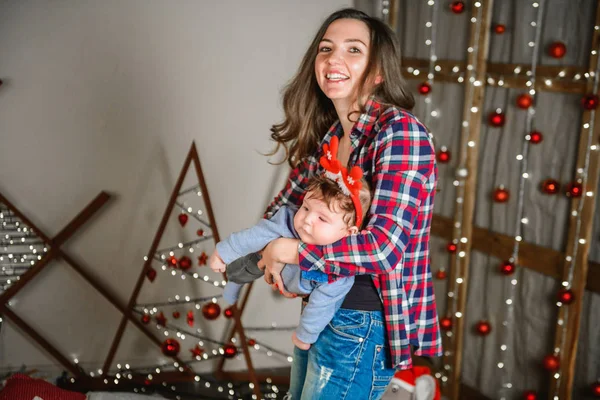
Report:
552,22,600,400
441,0,485,384
498,2,545,398
423,0,440,130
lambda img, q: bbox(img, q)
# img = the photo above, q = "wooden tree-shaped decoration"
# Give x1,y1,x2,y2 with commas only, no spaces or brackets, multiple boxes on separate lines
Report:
101,142,262,398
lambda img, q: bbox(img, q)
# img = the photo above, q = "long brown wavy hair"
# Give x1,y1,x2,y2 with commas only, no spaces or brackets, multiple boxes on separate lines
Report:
268,8,415,168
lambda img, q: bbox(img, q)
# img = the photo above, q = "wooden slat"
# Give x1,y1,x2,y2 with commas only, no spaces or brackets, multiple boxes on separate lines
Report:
549,2,600,399
190,143,262,399
443,2,494,399
401,57,588,94
1,305,82,377
0,192,110,305
102,146,195,375
431,214,600,294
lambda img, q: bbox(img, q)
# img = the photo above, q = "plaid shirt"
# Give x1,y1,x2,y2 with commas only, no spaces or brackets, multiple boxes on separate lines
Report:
266,97,442,369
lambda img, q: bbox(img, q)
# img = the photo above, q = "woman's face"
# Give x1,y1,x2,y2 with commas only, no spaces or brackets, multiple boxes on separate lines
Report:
314,18,371,108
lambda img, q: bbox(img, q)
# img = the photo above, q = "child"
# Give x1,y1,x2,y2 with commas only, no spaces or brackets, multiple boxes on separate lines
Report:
209,138,371,350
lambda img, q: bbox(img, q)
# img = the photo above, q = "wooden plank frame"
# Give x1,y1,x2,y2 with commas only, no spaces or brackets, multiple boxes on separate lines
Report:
0,191,110,377
442,1,494,399
431,214,600,294
101,142,262,399
549,2,600,399
401,58,589,94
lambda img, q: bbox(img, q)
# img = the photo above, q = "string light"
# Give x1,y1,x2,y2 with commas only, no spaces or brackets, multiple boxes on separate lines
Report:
439,0,486,385
551,11,600,400
498,2,545,397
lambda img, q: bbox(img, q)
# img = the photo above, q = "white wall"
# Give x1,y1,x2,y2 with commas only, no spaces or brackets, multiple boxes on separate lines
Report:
0,0,351,377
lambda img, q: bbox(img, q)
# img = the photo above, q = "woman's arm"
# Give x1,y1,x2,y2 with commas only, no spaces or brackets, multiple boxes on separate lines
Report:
298,117,435,277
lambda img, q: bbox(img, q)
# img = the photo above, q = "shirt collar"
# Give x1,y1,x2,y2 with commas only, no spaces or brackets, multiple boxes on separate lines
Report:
322,96,383,150
353,96,382,137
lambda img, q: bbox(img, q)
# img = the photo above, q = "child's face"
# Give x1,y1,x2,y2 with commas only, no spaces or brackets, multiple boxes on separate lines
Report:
293,190,357,246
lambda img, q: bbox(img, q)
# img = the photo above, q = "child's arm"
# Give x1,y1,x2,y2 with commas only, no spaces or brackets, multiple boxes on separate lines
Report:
292,276,355,347
215,207,295,264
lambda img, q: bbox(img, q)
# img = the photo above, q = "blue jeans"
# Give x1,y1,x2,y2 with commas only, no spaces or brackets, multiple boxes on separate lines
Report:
287,308,396,400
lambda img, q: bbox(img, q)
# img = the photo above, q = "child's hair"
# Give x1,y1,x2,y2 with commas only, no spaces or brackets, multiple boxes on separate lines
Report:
305,175,371,227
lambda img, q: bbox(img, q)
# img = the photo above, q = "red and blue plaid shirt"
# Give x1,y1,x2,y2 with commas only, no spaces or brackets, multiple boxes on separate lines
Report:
266,97,442,369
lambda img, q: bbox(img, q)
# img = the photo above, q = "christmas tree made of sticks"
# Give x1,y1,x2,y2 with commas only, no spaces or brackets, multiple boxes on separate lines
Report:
101,142,264,398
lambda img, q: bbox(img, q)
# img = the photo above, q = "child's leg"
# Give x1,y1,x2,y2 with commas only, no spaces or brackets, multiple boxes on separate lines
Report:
225,253,263,283
222,282,243,305
222,253,263,304
286,346,309,400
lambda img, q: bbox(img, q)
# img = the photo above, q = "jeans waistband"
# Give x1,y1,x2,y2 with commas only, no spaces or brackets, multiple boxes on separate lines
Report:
338,307,385,324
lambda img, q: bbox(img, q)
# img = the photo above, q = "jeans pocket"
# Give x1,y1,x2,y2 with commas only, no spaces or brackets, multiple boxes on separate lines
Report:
327,310,367,341
372,345,395,386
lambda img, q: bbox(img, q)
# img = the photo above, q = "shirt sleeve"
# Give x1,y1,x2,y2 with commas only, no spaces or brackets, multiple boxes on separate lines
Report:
294,276,355,344
298,117,435,277
264,155,317,219
216,207,295,264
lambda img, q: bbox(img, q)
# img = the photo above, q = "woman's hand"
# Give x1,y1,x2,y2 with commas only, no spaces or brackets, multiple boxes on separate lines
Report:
258,238,300,297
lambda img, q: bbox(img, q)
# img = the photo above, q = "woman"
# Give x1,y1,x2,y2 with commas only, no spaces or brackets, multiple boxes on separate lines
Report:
257,8,442,400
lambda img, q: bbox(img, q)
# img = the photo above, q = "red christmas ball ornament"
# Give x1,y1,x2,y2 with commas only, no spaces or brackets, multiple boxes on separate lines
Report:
146,267,157,282
247,338,257,346
523,390,538,400
528,131,543,144
141,314,151,324
582,94,599,110
542,354,560,372
440,316,453,331
488,111,506,127
499,260,516,275
557,288,575,304
475,320,492,336
493,186,510,203
541,179,560,194
196,229,204,237
437,147,451,163
224,307,234,319
167,256,178,267
591,381,600,397
565,181,583,198
223,343,238,358
548,41,567,59
178,256,192,270
418,82,432,95
178,213,189,227
446,242,457,253
435,269,447,280
202,302,221,320
450,1,465,14
172,311,180,319
161,338,180,357
493,24,506,34
516,93,533,109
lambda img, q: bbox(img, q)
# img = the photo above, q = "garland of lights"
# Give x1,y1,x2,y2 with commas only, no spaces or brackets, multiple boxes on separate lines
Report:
436,0,486,387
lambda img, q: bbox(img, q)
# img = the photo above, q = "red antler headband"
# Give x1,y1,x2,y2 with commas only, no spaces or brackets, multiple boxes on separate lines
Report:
319,136,364,227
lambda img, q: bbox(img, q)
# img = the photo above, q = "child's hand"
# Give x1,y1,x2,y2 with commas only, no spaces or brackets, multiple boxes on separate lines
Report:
292,332,311,350
209,249,226,273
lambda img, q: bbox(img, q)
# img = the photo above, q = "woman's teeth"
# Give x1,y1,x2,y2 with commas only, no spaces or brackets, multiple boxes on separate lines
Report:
326,73,349,81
